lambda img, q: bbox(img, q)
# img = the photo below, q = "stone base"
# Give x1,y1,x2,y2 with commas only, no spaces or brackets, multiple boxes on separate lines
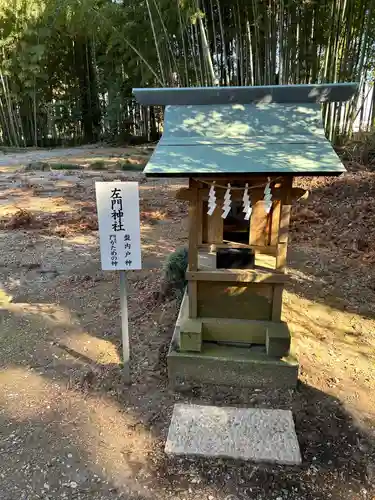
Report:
168,342,298,389
167,297,299,390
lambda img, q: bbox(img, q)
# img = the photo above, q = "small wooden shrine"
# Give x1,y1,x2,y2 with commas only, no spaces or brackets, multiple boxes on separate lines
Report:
134,84,356,389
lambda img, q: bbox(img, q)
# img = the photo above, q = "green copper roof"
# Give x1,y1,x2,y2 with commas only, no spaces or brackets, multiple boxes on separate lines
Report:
133,84,357,177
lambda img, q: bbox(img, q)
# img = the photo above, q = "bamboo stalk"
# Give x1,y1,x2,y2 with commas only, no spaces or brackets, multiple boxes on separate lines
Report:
0,95,13,146
177,0,190,86
270,0,277,83
346,1,373,134
236,0,243,86
145,0,166,85
193,21,205,85
251,0,262,85
0,70,19,147
33,79,37,147
122,36,164,86
152,0,180,82
278,0,284,84
369,81,375,130
246,17,254,86
295,6,300,82
197,5,216,85
181,9,200,85
209,0,218,71
216,0,229,85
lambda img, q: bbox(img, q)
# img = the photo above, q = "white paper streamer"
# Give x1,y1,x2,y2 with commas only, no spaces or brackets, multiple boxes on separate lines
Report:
263,177,272,214
207,182,216,216
221,183,232,219
242,183,252,220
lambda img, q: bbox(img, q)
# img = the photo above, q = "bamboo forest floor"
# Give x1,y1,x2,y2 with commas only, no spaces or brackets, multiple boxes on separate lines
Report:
0,147,375,499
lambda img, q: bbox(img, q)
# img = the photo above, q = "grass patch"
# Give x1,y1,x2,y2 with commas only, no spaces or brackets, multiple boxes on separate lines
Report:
25,161,51,171
52,163,83,170
118,160,146,172
90,160,106,170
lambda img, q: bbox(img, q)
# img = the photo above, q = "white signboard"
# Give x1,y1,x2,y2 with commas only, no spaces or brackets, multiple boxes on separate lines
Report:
95,182,142,271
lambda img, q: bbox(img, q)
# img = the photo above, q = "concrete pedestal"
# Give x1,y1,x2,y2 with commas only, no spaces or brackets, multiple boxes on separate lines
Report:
167,296,299,390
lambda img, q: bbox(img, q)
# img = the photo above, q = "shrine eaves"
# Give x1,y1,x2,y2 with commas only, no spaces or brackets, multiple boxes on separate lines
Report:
133,83,357,177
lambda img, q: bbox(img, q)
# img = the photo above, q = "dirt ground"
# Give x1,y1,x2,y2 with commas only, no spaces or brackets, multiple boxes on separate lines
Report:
0,147,375,500
0,145,151,168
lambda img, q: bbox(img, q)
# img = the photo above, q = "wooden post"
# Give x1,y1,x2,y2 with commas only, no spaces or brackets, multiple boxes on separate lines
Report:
188,179,199,271
197,189,203,245
188,178,199,317
119,271,130,383
270,200,281,246
276,177,293,271
249,200,267,246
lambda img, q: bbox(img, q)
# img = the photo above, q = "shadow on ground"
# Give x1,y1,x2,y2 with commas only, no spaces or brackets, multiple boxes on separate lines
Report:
1,330,375,500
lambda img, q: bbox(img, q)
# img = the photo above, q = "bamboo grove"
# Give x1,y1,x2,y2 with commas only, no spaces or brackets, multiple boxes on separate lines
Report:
0,0,374,147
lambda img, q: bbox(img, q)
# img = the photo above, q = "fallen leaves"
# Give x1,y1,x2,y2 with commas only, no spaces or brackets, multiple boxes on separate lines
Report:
2,208,35,229
0,208,48,230
292,168,375,263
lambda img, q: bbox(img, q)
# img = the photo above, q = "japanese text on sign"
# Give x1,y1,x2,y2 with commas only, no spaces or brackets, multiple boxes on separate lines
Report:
95,182,142,271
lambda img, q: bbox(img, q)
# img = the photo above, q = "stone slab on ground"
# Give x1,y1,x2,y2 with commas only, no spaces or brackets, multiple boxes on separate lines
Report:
165,404,302,465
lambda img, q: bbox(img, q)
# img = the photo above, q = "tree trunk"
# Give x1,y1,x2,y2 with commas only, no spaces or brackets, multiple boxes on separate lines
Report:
149,106,158,141
19,97,34,147
74,37,101,143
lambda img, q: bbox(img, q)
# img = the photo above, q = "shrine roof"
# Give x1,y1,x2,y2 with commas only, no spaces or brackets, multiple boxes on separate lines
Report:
133,84,357,177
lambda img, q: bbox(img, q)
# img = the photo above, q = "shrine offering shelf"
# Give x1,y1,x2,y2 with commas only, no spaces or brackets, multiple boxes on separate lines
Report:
186,250,287,284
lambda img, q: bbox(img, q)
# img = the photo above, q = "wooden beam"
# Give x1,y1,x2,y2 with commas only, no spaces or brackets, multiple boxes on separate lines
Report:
198,243,278,256
199,186,283,203
187,269,289,284
177,185,305,203
193,175,278,183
